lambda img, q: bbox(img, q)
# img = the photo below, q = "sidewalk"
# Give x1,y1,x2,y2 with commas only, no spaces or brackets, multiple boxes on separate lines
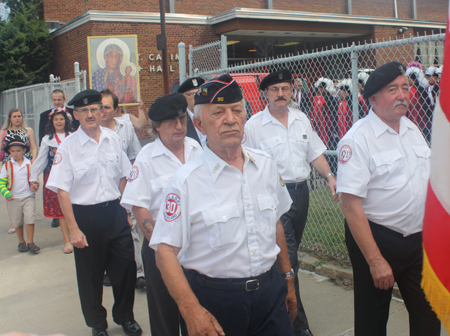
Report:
0,187,448,336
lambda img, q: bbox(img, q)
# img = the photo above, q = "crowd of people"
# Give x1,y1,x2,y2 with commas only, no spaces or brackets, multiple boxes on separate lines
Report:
289,62,441,149
0,60,443,336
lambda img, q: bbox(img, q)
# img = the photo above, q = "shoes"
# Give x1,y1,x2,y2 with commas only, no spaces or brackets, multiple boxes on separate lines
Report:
121,321,142,336
28,242,40,253
18,242,29,252
103,274,111,287
51,218,60,227
92,328,108,336
8,228,15,234
135,276,146,289
295,329,314,336
64,243,73,254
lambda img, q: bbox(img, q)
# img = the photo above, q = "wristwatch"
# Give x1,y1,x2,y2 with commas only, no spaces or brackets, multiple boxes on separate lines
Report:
284,268,295,278
325,172,334,179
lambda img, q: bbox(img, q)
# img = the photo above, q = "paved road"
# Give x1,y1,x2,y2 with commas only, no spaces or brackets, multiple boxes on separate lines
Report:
0,181,448,336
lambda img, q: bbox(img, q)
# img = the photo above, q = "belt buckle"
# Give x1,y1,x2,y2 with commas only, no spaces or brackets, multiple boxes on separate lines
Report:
245,279,259,291
102,201,109,207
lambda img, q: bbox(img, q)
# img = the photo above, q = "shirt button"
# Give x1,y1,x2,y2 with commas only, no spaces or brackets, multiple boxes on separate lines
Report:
250,228,254,232
247,204,250,208
222,216,226,220
243,180,246,184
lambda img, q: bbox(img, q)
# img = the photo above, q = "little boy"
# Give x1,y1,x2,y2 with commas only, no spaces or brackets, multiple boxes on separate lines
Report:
0,134,39,253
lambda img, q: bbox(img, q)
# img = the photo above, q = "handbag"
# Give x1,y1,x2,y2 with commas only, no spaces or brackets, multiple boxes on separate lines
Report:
0,130,6,162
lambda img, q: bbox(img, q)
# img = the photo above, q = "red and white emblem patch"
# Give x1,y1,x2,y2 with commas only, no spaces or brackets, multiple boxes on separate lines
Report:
53,152,62,165
164,193,181,222
339,145,352,164
128,166,139,182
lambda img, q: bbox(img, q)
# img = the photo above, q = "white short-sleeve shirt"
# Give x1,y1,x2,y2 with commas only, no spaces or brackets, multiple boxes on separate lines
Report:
114,119,142,161
150,146,292,278
0,157,33,199
336,109,431,236
121,137,203,218
46,127,132,205
244,106,326,183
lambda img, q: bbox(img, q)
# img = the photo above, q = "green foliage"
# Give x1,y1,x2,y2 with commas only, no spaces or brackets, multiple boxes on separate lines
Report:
0,0,52,91
1,0,34,13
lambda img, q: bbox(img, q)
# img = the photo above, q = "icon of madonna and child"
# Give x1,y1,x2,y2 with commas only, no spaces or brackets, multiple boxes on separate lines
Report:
89,36,140,105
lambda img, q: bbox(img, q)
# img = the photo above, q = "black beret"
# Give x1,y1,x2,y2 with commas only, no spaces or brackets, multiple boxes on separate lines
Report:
259,69,292,90
3,134,30,154
148,93,187,122
68,89,102,107
178,77,205,93
194,74,243,105
363,62,406,100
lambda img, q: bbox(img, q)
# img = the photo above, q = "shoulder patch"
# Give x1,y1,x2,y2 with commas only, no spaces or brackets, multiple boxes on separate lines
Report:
339,145,352,164
128,166,139,182
164,193,181,222
53,152,62,165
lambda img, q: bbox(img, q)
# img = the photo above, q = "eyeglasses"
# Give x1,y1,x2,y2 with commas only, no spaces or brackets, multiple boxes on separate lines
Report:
77,106,102,114
162,115,188,127
184,92,196,97
268,86,291,93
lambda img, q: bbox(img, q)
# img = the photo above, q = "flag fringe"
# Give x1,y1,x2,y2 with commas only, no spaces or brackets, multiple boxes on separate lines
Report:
422,249,450,331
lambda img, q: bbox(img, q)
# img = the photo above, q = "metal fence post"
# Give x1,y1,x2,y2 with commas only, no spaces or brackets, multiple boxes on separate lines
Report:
189,45,193,78
350,44,359,124
74,62,81,93
178,42,186,84
220,35,228,70
83,70,87,90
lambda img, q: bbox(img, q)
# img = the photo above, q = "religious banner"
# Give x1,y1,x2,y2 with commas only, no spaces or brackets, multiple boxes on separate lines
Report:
87,35,140,106
421,3,450,331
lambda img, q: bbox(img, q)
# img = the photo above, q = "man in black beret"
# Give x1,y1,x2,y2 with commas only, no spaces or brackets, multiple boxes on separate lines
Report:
120,92,203,336
246,69,338,336
337,62,440,335
178,77,205,145
46,89,142,336
151,74,297,336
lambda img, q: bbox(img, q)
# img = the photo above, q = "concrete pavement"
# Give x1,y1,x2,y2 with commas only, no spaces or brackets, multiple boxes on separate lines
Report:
0,183,448,336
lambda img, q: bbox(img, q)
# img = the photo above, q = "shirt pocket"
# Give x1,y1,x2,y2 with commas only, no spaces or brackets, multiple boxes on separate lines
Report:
256,194,277,237
412,145,431,180
371,149,406,188
106,153,120,178
202,203,241,250
150,174,172,191
259,136,286,164
74,158,98,184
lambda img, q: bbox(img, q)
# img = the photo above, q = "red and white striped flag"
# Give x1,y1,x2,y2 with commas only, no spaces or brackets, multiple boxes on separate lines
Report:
421,3,450,330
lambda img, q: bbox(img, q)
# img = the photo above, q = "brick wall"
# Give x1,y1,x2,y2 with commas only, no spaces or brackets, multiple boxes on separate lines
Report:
175,0,265,15
417,0,447,22
274,0,346,14
50,21,217,138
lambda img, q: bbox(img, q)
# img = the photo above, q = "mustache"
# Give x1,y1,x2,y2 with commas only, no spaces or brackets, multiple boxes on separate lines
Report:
275,97,287,101
393,100,408,108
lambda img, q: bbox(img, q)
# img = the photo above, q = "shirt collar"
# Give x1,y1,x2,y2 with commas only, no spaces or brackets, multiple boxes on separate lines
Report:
151,137,168,158
77,126,106,146
187,108,194,119
10,157,31,166
368,109,414,138
262,106,300,127
113,119,123,132
203,145,257,183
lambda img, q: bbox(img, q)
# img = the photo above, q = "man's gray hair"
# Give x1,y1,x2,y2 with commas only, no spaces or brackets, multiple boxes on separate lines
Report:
149,120,161,138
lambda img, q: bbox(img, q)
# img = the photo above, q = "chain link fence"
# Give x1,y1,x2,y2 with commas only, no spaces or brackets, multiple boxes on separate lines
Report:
194,33,444,260
0,64,86,142
189,36,228,77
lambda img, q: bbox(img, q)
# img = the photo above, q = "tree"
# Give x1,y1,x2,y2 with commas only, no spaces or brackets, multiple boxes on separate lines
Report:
1,0,34,13
0,0,52,91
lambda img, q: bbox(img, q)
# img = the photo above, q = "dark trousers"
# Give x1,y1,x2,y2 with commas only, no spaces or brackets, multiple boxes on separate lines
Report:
181,266,293,336
72,199,136,330
281,183,310,332
345,221,441,336
142,238,180,336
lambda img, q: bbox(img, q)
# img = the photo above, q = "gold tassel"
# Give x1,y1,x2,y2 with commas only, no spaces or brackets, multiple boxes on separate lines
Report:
422,250,450,331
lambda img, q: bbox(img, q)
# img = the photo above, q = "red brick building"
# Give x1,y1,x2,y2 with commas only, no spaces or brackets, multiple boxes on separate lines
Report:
45,0,446,137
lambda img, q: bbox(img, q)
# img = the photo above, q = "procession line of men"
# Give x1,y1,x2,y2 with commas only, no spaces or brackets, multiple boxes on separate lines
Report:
43,63,440,336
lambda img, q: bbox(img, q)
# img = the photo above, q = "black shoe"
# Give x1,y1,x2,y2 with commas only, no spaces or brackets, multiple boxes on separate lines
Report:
295,329,314,336
92,328,108,336
51,219,60,227
103,274,111,287
135,276,146,289
121,320,142,336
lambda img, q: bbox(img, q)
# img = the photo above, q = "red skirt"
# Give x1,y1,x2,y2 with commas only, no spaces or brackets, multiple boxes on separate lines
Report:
43,170,64,219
